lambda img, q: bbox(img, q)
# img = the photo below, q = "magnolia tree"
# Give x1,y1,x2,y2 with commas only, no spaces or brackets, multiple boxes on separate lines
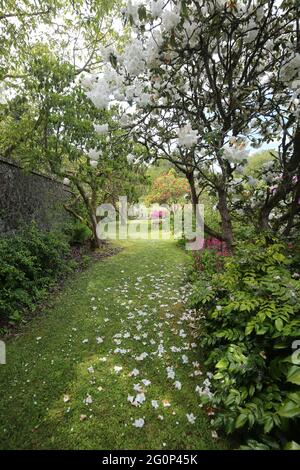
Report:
63,112,146,249
84,0,300,246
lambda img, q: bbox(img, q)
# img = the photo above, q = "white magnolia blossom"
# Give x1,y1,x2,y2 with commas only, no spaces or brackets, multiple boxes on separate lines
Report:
137,92,153,107
150,0,164,18
123,39,145,76
177,123,199,148
80,74,97,90
183,19,199,48
161,9,181,31
145,31,163,67
100,45,116,64
86,78,110,109
243,18,259,44
103,67,124,92
126,0,140,23
222,145,249,163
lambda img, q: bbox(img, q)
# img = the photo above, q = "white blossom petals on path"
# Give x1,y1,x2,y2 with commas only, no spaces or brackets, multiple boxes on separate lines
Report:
0,240,223,450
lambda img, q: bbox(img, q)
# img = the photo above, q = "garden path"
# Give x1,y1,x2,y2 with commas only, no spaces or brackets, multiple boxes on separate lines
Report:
0,239,227,449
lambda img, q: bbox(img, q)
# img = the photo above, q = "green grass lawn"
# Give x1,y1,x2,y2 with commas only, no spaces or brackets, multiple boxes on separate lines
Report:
0,239,228,450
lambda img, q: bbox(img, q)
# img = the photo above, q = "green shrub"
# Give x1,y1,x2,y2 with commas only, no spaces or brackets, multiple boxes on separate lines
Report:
0,224,73,325
64,220,92,245
189,238,300,448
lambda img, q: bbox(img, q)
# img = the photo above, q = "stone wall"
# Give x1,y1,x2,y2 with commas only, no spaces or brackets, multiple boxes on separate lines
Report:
0,158,72,233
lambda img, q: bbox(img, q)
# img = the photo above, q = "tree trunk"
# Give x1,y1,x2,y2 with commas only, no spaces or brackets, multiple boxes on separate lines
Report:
188,173,199,217
217,188,234,248
75,181,104,250
186,173,226,241
90,213,104,250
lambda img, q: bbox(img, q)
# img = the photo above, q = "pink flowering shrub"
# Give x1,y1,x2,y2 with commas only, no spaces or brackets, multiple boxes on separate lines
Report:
193,238,230,274
151,210,167,219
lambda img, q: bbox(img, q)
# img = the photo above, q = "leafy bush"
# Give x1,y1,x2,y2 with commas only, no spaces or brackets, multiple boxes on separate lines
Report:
189,238,300,448
191,239,230,278
0,224,73,325
64,220,92,245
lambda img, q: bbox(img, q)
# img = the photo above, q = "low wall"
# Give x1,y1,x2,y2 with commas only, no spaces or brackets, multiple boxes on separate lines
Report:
0,158,72,233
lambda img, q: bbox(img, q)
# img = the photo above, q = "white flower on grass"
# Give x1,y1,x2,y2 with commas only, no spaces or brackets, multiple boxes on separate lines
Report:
87,366,94,374
151,400,159,409
127,394,134,404
129,368,140,377
114,366,123,374
63,178,70,186
133,383,143,392
82,339,89,344
133,418,145,428
136,352,148,361
84,394,93,405
141,379,151,387
186,413,196,424
96,337,104,344
182,355,189,364
135,393,146,405
174,381,182,390
166,366,175,380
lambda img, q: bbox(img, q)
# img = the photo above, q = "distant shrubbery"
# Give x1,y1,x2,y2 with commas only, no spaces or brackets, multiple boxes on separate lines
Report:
189,238,300,449
0,224,74,328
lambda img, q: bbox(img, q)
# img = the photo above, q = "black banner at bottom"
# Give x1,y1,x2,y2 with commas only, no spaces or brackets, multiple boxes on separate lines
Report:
0,450,299,467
